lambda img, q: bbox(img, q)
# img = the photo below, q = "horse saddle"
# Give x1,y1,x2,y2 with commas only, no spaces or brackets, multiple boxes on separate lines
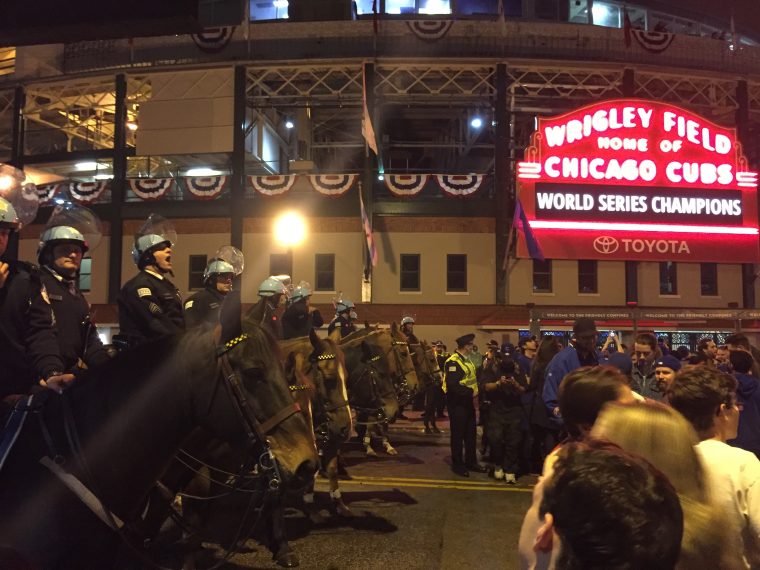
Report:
0,394,34,474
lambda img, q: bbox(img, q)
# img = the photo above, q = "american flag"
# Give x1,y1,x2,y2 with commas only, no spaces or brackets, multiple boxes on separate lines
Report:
359,189,378,266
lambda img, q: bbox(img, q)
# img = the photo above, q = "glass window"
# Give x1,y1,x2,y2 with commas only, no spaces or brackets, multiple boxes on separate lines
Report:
315,254,335,291
568,0,622,27
700,263,718,296
446,254,467,292
355,0,376,14
249,0,290,21
270,253,292,279
78,257,92,292
386,0,415,14
400,254,421,291
533,259,552,292
659,262,678,295
188,255,207,290
578,260,597,293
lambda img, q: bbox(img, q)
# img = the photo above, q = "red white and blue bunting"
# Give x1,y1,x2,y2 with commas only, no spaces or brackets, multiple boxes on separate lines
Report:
385,174,429,197
184,176,227,200
406,20,454,42
191,27,235,54
128,178,174,201
435,174,484,197
36,183,62,204
70,181,108,203
249,175,297,197
631,29,675,54
308,174,357,197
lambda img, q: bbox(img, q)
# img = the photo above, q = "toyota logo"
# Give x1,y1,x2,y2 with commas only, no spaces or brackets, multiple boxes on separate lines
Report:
593,236,619,254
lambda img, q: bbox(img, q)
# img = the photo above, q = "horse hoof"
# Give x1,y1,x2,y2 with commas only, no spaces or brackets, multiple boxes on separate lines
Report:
334,500,353,518
365,448,377,457
275,552,300,568
384,446,398,455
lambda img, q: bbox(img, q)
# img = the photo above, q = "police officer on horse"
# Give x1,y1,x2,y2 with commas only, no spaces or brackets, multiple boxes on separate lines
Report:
327,297,357,338
184,246,244,329
117,215,184,348
281,281,324,339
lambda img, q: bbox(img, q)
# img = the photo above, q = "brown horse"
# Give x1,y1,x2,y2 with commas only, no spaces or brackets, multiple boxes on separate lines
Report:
408,340,444,391
0,295,318,569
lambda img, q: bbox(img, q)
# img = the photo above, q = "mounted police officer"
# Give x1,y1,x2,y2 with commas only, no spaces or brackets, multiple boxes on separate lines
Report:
444,333,487,477
281,280,324,339
327,297,357,338
400,315,418,344
249,275,289,339
37,205,110,376
117,215,183,348
184,246,244,329
0,196,75,401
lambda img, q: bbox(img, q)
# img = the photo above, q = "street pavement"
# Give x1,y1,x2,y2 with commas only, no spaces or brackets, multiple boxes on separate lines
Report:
195,411,537,570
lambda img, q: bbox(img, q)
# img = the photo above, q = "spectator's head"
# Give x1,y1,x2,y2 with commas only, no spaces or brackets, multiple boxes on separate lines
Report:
605,352,633,378
684,352,711,369
675,346,691,361
725,332,751,352
697,337,717,359
519,335,538,357
715,345,730,365
667,367,740,441
633,332,659,370
572,319,597,354
534,336,562,370
654,355,682,392
536,441,683,570
559,366,634,438
729,349,753,374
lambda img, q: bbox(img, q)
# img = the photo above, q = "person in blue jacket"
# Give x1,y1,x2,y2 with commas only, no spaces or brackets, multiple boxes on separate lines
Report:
728,349,760,458
542,318,602,429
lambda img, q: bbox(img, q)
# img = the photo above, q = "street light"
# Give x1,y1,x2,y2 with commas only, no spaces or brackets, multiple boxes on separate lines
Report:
273,211,307,277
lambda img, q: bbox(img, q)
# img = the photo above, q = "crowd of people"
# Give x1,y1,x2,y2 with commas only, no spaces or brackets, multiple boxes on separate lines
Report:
432,317,759,568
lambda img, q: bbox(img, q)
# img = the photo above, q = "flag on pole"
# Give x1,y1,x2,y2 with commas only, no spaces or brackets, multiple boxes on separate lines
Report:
623,8,632,48
359,187,378,266
502,198,544,270
362,67,379,155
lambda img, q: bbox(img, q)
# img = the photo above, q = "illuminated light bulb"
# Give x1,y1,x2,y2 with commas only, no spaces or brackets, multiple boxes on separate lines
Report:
470,117,483,129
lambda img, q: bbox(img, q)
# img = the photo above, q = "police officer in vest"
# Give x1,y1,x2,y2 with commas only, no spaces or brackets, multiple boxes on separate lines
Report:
185,245,243,329
444,333,488,476
0,197,75,400
250,275,289,339
117,215,184,347
281,281,324,339
327,298,357,338
37,207,111,376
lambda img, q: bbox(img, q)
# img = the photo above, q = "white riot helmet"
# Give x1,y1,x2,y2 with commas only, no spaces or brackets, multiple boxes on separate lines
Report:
37,202,101,264
401,316,415,327
0,197,20,231
258,275,289,298
335,298,357,320
203,259,235,284
132,214,177,269
288,280,312,305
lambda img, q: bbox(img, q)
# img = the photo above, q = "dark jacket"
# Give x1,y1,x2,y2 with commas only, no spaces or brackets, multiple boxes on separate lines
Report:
0,261,64,398
543,344,601,427
481,362,528,410
730,372,760,454
184,285,226,329
117,269,184,346
40,266,109,373
630,364,664,401
281,301,323,339
327,315,356,338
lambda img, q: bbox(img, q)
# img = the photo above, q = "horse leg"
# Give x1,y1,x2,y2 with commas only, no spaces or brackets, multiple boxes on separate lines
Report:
264,496,300,568
326,454,352,517
380,425,398,455
302,475,326,524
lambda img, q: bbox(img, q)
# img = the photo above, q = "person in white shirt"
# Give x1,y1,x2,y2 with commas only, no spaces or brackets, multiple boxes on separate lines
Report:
668,367,760,569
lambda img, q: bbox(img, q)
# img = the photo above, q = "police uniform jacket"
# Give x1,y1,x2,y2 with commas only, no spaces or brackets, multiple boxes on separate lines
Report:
281,301,324,339
118,269,184,346
327,315,356,338
443,351,479,405
0,261,64,398
41,266,109,373
184,285,226,329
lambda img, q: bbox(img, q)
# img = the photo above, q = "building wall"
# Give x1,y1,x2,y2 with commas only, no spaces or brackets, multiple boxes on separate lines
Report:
638,262,743,307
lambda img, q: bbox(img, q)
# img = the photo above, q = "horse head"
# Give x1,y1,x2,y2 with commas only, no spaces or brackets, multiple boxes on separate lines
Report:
409,340,443,391
203,291,318,491
371,324,420,406
340,333,399,422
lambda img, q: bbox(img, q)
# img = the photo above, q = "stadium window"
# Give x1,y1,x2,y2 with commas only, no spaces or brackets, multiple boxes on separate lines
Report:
78,257,92,292
659,262,678,295
400,254,421,291
188,254,207,290
446,254,467,292
533,259,552,292
270,253,292,279
249,0,290,21
700,263,718,296
577,260,598,293
315,253,335,291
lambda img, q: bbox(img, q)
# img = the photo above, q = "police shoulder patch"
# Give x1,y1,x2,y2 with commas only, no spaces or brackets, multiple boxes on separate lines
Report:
184,300,194,309
448,366,457,372
137,287,152,298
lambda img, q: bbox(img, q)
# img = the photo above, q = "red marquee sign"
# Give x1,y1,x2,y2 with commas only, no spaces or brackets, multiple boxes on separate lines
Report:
516,99,759,263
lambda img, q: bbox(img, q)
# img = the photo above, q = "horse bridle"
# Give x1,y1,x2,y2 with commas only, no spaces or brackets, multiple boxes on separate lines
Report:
349,355,389,426
387,339,416,405
414,343,443,385
216,333,302,489
300,352,350,445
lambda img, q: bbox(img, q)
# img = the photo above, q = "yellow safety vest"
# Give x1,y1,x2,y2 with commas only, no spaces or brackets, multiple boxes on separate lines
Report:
443,352,478,396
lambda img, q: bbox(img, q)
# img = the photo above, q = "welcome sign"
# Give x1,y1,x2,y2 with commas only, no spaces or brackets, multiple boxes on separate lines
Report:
516,99,759,262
